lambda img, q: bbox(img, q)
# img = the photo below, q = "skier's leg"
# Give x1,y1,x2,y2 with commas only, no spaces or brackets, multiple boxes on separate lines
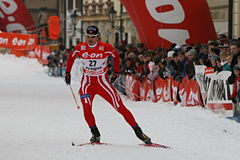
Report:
80,97,96,127
97,75,152,144
236,98,240,116
79,75,100,142
80,88,101,142
97,74,137,127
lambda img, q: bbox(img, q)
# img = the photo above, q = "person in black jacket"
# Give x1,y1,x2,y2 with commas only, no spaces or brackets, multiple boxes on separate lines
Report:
186,49,200,79
124,58,135,75
228,42,240,84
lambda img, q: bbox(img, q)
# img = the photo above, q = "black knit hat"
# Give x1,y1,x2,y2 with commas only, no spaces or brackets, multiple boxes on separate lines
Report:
86,25,99,35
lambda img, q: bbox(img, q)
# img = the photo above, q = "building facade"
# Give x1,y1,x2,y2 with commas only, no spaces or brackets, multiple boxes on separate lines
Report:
207,0,240,38
23,0,58,25
78,0,139,48
207,0,229,34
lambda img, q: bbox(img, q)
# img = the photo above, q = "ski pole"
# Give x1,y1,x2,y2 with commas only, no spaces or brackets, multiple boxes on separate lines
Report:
115,81,142,99
69,85,80,110
111,75,120,85
111,75,141,99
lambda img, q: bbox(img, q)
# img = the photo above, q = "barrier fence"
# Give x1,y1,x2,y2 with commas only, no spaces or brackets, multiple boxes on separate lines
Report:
0,31,51,64
125,75,203,106
124,66,233,117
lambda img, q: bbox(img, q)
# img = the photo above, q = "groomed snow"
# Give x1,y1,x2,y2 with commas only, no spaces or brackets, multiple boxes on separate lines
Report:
1,54,240,160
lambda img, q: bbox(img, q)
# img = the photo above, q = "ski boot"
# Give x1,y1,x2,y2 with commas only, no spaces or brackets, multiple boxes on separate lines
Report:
134,126,152,144
90,126,101,143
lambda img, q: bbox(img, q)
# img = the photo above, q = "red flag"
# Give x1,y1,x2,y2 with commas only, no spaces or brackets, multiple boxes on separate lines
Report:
48,16,60,40
0,0,36,32
120,0,216,50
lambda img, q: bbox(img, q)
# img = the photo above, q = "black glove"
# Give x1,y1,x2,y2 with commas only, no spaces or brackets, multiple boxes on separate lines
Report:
110,72,119,84
65,72,71,85
232,98,237,103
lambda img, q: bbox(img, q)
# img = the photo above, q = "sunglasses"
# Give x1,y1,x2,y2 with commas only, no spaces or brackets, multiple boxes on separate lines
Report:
86,34,98,38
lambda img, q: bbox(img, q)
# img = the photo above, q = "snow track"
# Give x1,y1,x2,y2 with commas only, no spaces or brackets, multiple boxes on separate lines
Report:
1,54,240,160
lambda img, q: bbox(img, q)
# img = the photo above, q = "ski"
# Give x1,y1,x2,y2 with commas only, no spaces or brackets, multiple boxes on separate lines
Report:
72,142,170,148
139,143,170,148
72,142,109,146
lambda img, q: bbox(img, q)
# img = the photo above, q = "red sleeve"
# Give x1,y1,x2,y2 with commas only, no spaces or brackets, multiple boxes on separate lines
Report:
105,43,120,73
66,45,81,73
231,77,240,98
113,49,120,73
232,81,237,98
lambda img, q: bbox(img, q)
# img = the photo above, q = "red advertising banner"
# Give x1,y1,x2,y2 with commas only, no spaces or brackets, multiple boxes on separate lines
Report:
125,75,140,101
0,32,38,50
178,77,203,107
171,78,180,104
124,76,204,107
34,45,51,65
0,0,36,32
11,49,27,57
140,79,155,102
120,0,216,50
27,50,36,58
155,77,171,102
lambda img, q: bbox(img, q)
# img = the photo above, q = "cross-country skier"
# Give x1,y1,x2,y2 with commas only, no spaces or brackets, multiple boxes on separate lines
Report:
65,25,152,144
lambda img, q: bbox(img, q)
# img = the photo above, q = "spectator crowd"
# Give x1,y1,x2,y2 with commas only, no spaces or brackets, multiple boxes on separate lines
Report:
46,45,72,77
113,35,240,84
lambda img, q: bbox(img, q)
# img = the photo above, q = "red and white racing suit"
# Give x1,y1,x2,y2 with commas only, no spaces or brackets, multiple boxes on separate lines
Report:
66,41,137,128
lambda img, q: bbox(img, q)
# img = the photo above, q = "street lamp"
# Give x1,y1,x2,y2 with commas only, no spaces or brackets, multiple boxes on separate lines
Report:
108,6,124,41
71,10,78,34
228,0,233,39
108,6,117,29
